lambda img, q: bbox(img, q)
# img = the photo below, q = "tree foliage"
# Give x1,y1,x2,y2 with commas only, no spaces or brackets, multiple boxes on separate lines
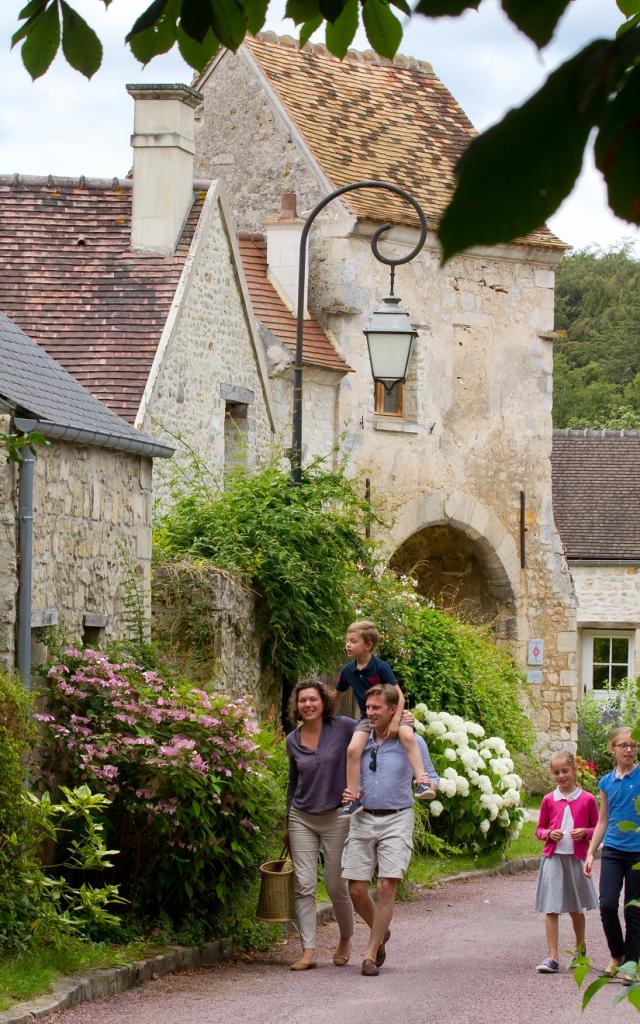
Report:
553,245,640,428
10,1,640,262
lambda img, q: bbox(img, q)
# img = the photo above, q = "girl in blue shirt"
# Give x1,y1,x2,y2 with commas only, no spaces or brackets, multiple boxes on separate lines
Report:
585,726,640,976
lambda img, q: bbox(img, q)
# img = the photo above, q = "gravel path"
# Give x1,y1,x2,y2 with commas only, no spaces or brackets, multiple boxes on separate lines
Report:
45,863,634,1024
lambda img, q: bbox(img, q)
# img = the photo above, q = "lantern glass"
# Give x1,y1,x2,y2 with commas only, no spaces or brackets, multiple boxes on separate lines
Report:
363,295,416,391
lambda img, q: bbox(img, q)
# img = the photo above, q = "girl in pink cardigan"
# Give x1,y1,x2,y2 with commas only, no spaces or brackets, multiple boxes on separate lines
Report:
534,750,599,973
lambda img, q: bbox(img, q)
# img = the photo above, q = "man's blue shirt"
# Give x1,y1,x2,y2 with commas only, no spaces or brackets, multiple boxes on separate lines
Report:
359,733,439,810
600,765,640,852
335,655,397,717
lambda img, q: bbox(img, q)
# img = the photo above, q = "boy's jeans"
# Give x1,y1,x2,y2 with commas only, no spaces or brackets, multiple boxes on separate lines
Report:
600,845,640,962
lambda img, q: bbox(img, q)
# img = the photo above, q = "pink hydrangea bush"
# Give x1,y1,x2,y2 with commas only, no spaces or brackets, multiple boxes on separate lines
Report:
39,648,279,921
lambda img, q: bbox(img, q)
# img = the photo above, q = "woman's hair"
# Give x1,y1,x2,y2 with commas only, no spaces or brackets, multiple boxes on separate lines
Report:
288,678,335,726
549,750,576,770
609,725,634,748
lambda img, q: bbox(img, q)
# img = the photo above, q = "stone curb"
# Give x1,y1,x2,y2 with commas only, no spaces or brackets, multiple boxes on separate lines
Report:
0,941,234,1024
0,855,549,1023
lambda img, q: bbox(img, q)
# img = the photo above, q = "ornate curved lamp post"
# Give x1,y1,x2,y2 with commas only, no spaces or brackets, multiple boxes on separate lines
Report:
291,180,428,483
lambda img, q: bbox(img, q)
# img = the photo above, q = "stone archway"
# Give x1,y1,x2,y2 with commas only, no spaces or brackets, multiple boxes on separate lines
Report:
383,491,520,640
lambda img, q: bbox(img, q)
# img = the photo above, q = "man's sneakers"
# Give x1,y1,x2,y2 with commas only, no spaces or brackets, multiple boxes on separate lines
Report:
536,957,560,973
339,799,363,818
414,783,435,801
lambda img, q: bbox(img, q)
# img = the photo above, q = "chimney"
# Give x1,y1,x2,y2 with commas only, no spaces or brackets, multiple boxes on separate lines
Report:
266,193,307,316
126,83,203,254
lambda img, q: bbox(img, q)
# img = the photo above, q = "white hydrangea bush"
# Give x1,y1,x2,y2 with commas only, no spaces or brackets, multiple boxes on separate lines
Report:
414,705,525,852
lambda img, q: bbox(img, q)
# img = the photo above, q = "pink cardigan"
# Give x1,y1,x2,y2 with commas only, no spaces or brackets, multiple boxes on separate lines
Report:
535,789,599,860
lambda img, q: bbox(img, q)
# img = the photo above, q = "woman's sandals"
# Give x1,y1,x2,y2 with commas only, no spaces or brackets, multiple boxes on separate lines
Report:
333,940,352,966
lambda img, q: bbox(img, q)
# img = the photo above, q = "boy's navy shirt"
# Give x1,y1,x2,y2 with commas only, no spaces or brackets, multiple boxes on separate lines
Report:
335,655,397,717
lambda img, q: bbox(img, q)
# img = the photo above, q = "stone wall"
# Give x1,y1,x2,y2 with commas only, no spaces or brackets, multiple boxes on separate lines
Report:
152,561,279,720
136,186,274,496
571,564,640,624
0,415,17,672
30,440,153,645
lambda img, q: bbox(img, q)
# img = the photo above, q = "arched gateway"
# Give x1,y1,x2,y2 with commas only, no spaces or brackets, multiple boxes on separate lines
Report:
383,491,520,641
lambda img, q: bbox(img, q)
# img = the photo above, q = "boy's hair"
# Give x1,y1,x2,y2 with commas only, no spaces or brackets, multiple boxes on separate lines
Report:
609,725,634,748
366,684,399,708
347,620,379,647
288,678,334,726
549,750,576,770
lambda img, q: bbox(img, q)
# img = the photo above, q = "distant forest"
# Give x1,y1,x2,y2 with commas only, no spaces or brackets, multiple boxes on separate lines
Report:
553,245,640,429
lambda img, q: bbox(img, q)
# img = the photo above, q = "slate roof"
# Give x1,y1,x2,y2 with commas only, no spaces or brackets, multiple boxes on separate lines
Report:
237,233,350,372
243,33,564,250
0,175,204,424
551,430,640,560
0,313,173,457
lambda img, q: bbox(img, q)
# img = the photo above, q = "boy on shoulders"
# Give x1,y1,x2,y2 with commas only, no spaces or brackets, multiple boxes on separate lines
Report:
335,621,434,817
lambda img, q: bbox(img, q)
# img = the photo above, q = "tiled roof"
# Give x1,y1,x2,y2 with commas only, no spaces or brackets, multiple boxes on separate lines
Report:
0,176,203,424
237,233,350,372
551,430,640,560
244,33,563,251
0,313,172,457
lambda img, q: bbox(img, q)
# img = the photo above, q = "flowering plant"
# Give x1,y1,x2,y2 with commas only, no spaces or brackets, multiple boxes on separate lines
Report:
38,649,280,922
575,755,598,795
413,705,525,852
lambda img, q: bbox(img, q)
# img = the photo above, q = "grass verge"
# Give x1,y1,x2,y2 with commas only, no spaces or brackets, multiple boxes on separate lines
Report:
0,938,164,1012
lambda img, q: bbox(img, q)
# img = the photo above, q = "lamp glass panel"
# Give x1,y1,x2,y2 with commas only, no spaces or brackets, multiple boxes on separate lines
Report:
366,332,413,380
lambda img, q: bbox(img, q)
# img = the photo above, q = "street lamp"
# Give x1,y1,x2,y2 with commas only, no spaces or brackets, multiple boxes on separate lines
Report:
291,180,427,483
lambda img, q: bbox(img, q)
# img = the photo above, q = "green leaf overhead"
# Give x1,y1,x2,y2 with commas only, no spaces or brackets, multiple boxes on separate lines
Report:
438,40,613,262
362,0,402,58
502,1,573,48
177,24,221,69
595,63,640,224
299,14,323,45
127,0,178,63
180,0,215,40
20,1,61,79
415,1,480,15
60,1,102,78
243,0,270,34
325,0,358,57
209,0,248,49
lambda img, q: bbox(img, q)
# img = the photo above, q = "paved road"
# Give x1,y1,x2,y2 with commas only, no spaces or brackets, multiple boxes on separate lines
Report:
48,865,635,1024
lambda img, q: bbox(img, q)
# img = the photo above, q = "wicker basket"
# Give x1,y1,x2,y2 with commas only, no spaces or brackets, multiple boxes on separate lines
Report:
255,857,296,922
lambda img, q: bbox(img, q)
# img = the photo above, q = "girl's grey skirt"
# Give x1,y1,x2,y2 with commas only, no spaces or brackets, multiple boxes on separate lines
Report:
534,854,598,913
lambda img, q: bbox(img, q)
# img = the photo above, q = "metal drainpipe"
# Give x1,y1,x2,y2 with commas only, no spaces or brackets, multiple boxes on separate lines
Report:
17,445,35,689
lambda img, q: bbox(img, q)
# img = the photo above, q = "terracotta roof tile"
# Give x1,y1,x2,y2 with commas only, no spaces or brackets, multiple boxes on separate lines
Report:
237,233,350,372
551,430,640,560
0,177,203,423
244,33,563,251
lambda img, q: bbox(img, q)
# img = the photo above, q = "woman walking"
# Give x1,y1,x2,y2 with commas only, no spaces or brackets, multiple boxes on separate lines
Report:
285,679,356,971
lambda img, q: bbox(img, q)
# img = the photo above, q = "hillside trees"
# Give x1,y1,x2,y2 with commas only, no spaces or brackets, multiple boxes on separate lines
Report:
553,245,640,428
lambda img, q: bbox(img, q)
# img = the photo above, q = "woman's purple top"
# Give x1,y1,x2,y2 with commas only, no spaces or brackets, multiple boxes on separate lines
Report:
286,715,357,815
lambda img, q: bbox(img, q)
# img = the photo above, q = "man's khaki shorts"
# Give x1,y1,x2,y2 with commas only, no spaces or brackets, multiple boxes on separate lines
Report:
341,807,414,881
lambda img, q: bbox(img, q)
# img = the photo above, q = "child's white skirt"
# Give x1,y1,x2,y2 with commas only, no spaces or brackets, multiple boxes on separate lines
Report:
534,854,598,913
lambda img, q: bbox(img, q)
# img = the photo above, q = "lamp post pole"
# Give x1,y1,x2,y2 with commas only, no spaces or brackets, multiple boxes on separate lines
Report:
291,180,428,483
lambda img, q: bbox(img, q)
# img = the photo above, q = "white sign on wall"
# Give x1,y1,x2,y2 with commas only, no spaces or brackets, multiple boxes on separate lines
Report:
528,639,544,665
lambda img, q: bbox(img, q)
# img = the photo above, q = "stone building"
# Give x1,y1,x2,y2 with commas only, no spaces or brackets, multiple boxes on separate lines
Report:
0,85,276,490
0,312,172,677
193,33,578,752
552,430,640,700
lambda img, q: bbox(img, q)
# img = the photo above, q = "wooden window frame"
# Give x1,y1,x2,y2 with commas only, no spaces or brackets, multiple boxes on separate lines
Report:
374,381,405,417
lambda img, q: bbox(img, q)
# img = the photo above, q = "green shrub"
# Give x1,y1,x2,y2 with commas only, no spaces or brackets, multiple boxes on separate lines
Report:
0,673,38,953
351,569,535,757
39,648,286,929
154,455,374,680
413,705,525,853
577,678,638,775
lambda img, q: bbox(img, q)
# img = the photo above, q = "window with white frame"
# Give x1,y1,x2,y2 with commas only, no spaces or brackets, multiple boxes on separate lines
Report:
581,630,635,695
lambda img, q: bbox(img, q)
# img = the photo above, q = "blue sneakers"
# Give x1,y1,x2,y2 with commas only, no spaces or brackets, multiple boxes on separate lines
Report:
339,799,363,818
536,958,560,973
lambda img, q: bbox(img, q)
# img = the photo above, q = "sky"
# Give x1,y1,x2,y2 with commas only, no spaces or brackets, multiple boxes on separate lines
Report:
1,0,638,255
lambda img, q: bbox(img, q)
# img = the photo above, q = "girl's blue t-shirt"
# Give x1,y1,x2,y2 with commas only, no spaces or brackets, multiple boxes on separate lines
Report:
599,765,640,851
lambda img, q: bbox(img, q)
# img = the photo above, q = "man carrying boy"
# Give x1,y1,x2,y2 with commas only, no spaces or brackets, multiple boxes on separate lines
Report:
342,684,439,976
335,621,433,817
